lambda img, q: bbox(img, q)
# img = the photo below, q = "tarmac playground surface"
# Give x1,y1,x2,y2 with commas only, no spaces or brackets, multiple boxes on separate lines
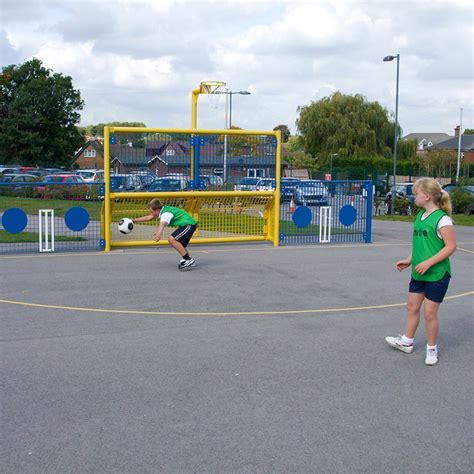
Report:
1,220,473,473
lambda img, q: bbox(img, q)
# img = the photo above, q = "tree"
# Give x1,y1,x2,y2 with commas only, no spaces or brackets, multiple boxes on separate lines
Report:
273,124,290,142
422,150,457,178
295,91,400,160
79,121,147,138
0,58,85,167
464,128,474,135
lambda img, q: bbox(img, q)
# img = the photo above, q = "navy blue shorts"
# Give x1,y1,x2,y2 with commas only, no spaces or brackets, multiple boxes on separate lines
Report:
409,272,451,303
171,224,197,248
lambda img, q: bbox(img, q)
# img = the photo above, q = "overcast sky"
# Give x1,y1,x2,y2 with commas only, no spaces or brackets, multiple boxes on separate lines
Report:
1,0,473,136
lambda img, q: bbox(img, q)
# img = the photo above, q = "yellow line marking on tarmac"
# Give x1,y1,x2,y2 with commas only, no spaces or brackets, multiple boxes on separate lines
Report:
0,242,414,260
2,241,472,260
0,291,472,317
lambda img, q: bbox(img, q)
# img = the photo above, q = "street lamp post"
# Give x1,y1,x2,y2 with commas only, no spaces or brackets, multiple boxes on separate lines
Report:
215,89,251,182
383,54,400,214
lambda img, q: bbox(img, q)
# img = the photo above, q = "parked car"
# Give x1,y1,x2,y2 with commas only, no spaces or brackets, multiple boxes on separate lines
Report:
293,180,329,206
35,174,88,199
200,175,224,186
23,169,50,178
0,173,39,184
148,178,188,192
442,183,474,195
384,183,415,213
464,202,474,215
76,169,104,183
281,178,301,201
0,167,19,175
255,178,275,191
443,184,474,215
164,173,191,190
234,177,261,191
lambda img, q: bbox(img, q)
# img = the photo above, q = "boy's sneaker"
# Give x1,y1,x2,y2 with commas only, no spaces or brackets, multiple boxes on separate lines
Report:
178,258,196,270
385,335,414,354
425,348,438,366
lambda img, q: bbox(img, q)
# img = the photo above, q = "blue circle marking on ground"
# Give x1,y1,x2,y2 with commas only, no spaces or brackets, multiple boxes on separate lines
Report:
65,207,90,232
1,208,28,234
292,206,312,228
339,205,357,226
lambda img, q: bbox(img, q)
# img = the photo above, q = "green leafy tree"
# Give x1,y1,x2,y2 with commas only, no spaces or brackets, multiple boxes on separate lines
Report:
463,128,474,135
422,150,457,178
295,91,401,159
0,58,84,167
273,124,291,142
79,121,147,138
227,125,259,157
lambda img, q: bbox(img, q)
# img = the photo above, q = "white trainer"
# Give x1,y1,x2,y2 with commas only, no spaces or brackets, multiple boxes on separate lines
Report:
178,258,196,270
385,335,414,354
425,348,438,366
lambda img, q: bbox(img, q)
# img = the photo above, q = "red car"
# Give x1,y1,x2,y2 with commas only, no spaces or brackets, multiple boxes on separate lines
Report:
35,174,88,199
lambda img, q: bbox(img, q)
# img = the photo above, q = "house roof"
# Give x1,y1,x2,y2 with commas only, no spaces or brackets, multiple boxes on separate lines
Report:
72,140,105,162
429,135,474,151
74,138,280,167
402,133,452,146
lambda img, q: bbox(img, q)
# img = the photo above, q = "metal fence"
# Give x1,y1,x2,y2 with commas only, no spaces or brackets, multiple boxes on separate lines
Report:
279,180,373,245
103,127,282,250
0,182,103,254
107,129,279,189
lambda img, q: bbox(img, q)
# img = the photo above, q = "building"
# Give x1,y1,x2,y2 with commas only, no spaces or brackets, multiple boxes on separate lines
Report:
428,130,474,164
402,132,452,155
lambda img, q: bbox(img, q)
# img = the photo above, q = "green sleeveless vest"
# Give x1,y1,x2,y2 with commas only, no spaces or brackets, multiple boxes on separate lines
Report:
160,205,196,227
412,209,451,282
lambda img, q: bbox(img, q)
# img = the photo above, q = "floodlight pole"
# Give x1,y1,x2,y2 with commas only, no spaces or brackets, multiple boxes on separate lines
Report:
383,54,400,214
215,89,251,183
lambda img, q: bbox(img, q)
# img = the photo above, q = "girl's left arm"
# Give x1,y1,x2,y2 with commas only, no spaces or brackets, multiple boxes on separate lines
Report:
414,226,457,275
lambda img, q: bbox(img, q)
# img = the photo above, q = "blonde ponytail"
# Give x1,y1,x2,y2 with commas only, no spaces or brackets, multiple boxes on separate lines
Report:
439,190,452,216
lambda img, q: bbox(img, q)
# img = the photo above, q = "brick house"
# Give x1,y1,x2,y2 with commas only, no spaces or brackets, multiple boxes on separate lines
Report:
72,140,105,169
73,138,282,181
428,127,474,164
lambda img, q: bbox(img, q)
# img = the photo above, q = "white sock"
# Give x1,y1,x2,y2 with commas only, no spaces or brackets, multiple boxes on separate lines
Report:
427,344,437,351
401,335,414,345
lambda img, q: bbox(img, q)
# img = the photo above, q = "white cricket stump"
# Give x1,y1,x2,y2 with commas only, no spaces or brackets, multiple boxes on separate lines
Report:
39,209,55,252
319,206,332,243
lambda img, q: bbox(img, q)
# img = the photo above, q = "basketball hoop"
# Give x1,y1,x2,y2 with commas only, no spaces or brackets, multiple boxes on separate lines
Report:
200,80,225,109
200,80,226,94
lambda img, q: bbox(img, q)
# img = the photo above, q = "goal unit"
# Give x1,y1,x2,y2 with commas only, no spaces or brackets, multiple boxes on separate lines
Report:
107,190,277,248
103,126,282,251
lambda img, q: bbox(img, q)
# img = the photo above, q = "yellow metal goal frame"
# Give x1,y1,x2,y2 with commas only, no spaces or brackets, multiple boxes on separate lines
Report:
103,126,282,251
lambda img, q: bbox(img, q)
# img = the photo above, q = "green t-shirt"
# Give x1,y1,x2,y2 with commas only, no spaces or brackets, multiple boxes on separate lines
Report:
159,205,197,227
411,209,451,282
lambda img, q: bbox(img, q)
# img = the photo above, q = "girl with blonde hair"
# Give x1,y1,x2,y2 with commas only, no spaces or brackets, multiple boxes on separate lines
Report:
385,178,456,365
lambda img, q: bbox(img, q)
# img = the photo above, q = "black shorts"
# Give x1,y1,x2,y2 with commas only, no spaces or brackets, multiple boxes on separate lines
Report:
409,272,451,303
171,224,197,248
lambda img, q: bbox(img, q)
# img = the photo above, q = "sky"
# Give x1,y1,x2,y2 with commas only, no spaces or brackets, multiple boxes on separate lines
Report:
1,0,473,137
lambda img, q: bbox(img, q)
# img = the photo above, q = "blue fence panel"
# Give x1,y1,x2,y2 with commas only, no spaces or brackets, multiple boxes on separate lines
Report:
0,182,104,254
280,180,372,245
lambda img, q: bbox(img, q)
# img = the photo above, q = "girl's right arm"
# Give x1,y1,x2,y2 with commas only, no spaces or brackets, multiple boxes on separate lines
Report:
395,252,412,272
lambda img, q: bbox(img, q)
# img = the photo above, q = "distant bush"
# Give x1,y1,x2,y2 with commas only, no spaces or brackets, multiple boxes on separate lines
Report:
450,187,474,214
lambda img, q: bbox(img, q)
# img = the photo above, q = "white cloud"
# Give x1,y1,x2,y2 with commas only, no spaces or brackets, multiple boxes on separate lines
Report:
1,0,472,134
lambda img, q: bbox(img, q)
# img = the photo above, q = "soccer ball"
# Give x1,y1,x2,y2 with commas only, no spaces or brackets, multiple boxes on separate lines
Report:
118,218,134,234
